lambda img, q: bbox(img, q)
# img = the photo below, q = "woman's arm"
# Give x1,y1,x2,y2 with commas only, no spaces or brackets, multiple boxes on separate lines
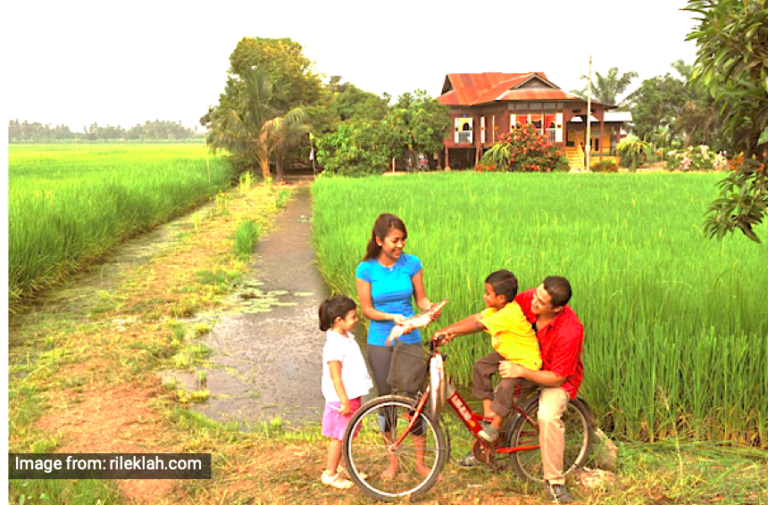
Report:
356,278,406,324
411,270,433,312
329,361,352,415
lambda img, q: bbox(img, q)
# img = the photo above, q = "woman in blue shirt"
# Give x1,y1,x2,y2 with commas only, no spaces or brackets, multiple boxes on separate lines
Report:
355,213,439,480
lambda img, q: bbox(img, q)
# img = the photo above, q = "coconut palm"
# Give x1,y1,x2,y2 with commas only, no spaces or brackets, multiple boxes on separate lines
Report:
572,67,639,106
207,66,306,180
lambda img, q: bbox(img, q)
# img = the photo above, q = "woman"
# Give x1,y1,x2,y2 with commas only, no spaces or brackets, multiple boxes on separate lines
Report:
355,213,439,479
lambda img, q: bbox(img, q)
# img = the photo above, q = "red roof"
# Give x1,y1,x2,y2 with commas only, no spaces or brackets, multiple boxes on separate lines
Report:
438,72,587,106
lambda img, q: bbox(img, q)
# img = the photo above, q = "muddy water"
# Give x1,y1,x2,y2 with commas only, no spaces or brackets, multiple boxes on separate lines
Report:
181,186,336,428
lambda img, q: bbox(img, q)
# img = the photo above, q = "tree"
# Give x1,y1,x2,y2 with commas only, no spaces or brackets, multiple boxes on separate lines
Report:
572,67,639,106
205,66,306,180
686,0,768,242
385,90,450,169
201,37,322,172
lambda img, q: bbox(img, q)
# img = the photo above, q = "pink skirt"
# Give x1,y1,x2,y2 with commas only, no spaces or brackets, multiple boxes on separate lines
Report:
322,397,363,440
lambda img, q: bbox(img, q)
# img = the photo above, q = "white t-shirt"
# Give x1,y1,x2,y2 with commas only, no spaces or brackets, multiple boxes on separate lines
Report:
321,330,373,402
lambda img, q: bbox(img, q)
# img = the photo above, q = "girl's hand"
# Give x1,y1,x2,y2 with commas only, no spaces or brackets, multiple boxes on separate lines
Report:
392,314,407,325
339,400,352,416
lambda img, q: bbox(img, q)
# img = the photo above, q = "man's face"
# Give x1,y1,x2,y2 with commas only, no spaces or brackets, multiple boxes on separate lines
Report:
531,284,556,316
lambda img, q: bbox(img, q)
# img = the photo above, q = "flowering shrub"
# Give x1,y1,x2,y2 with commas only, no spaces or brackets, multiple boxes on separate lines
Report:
666,145,728,171
476,124,562,173
591,159,619,173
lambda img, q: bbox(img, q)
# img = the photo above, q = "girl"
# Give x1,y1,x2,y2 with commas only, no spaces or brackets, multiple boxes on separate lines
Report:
319,295,373,490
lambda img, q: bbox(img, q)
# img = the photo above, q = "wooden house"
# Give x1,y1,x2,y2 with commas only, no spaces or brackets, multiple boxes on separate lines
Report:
437,72,629,170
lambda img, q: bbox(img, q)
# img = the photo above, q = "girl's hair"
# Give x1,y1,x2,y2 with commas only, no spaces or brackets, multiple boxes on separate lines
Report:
363,213,408,261
319,295,357,331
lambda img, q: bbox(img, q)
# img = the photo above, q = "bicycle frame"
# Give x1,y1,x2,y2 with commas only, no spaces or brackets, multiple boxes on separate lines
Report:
388,346,541,456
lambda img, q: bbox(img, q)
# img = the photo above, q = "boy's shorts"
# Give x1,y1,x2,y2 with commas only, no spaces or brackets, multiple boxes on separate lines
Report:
322,397,362,440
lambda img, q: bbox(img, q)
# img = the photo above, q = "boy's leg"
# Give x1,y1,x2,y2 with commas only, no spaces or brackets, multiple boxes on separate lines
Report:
472,352,504,414
491,378,522,420
538,386,570,485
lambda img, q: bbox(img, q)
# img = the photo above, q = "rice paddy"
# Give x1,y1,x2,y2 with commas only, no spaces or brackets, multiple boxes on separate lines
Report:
311,172,768,446
8,144,236,308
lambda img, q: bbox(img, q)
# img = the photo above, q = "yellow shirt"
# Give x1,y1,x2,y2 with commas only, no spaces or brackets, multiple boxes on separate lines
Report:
480,302,542,371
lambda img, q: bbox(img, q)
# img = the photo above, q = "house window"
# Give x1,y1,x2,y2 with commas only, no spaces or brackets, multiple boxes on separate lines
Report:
455,117,473,144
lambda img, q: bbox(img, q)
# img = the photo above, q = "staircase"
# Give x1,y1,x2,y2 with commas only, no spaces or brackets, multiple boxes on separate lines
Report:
565,145,585,172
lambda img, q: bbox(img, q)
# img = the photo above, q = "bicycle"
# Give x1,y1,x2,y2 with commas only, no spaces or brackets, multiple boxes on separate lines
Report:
342,338,594,501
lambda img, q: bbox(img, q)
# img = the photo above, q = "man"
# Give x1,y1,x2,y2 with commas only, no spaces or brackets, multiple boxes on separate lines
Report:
499,276,584,504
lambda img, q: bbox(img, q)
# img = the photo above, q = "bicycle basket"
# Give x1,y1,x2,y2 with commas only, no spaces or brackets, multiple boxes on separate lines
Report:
386,340,428,394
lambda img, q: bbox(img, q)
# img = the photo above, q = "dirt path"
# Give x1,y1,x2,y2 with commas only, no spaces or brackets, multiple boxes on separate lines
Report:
185,186,331,427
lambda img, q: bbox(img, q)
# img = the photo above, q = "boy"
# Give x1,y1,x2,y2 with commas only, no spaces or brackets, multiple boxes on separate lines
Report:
433,269,541,442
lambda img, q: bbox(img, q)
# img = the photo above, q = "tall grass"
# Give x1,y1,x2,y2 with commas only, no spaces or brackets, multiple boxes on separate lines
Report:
234,220,260,259
9,144,236,307
311,172,768,446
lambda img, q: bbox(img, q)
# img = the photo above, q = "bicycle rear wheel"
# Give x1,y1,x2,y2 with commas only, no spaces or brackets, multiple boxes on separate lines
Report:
506,396,593,483
342,395,447,502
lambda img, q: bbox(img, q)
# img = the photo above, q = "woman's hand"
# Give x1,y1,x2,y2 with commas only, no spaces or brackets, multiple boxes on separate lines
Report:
428,305,443,322
339,400,352,416
391,314,407,325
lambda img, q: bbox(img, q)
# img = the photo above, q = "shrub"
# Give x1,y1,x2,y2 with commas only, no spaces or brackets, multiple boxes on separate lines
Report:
617,136,653,170
666,145,728,171
592,159,619,173
477,124,562,172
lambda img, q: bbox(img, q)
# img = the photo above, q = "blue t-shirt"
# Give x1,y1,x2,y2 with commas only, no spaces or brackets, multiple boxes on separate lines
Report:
356,253,423,346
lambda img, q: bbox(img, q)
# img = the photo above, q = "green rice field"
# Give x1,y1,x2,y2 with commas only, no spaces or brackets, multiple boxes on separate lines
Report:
311,172,768,446
9,144,235,307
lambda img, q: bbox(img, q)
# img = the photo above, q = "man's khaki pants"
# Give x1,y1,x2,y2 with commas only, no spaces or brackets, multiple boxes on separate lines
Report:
538,386,570,485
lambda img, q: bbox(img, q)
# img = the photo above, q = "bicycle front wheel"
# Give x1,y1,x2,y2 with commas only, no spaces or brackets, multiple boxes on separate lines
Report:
342,395,447,502
506,396,593,483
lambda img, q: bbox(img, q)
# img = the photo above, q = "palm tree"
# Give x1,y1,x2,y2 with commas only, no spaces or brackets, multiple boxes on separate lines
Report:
207,66,306,180
572,67,639,107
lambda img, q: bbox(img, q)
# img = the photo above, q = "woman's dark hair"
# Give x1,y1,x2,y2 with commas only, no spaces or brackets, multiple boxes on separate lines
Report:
485,269,519,303
543,276,572,308
363,213,408,261
319,295,357,331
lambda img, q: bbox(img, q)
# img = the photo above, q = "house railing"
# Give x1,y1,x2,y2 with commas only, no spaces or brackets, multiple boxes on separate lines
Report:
457,131,473,144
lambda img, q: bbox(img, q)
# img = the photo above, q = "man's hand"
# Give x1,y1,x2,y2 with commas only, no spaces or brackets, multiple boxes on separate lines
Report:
499,361,525,379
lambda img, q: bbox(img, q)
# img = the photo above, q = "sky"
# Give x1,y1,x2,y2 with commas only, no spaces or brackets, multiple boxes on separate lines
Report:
3,0,701,132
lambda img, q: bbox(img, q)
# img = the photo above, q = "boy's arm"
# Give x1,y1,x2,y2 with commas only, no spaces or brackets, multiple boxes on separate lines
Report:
328,361,352,415
433,313,485,343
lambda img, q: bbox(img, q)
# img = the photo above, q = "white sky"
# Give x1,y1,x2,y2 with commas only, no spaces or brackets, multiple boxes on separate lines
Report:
3,0,700,131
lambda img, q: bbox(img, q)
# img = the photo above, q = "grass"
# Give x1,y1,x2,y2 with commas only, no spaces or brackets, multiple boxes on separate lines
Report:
311,172,768,447
8,144,236,309
7,171,767,504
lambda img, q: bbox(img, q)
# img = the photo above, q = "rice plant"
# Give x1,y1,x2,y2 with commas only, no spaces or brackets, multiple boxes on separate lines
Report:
8,144,236,308
311,172,768,446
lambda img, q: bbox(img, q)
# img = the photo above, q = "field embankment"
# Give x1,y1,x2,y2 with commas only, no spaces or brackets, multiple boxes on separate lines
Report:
8,144,236,310
312,172,768,447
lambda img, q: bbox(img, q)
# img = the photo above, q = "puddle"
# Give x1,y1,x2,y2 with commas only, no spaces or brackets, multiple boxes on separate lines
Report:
163,187,335,429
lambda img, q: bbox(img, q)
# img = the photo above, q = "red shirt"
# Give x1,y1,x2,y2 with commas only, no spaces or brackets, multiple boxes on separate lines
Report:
515,289,584,399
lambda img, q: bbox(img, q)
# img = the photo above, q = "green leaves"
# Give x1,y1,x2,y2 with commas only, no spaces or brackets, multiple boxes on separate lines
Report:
686,0,768,241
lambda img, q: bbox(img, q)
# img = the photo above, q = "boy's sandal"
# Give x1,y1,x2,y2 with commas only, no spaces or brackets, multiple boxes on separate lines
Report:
321,470,353,489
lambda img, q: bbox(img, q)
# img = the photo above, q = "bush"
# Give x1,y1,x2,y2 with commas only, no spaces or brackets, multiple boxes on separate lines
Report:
592,159,619,173
666,145,728,171
316,123,390,176
476,124,562,172
617,136,653,170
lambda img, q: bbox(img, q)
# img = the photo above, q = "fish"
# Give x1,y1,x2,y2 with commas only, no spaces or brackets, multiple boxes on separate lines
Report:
385,299,449,346
429,353,446,418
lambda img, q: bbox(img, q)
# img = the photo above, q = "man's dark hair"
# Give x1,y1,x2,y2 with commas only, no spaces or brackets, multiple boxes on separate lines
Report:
485,269,518,303
543,276,572,308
